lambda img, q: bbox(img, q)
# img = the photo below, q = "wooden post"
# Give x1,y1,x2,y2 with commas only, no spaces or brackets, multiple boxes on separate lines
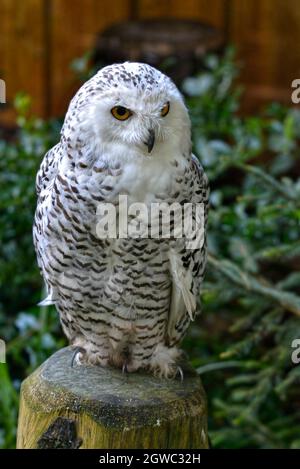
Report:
17,346,208,449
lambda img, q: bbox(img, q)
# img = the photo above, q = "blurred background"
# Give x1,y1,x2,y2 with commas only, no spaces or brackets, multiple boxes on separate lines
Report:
1,0,300,449
2,0,300,125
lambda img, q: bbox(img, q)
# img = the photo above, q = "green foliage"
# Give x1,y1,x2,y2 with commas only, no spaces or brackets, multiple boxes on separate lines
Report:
0,48,300,448
0,96,65,447
183,47,300,448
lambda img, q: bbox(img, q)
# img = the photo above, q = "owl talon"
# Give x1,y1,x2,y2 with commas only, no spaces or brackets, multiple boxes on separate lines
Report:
71,346,86,368
176,366,184,382
122,362,128,374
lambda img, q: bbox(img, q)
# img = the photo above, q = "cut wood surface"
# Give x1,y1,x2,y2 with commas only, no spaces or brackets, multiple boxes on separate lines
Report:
17,346,208,449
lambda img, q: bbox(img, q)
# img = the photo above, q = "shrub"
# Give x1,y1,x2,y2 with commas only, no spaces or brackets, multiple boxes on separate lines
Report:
184,48,300,448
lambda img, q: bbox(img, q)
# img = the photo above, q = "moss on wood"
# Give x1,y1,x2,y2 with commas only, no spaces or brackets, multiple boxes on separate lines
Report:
17,347,208,449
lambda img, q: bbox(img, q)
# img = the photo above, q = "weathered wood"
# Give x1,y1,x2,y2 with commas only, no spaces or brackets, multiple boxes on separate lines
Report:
17,346,208,449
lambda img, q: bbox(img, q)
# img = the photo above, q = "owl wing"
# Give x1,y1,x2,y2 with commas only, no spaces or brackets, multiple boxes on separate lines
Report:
167,154,209,346
34,143,63,305
36,143,61,197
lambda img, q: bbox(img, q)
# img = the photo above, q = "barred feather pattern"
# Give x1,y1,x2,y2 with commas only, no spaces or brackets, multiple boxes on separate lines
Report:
33,62,209,378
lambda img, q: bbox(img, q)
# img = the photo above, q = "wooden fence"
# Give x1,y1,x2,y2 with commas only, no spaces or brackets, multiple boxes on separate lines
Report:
0,0,300,125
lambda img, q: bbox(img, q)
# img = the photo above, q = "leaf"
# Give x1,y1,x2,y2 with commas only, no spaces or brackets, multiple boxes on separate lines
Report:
208,254,300,316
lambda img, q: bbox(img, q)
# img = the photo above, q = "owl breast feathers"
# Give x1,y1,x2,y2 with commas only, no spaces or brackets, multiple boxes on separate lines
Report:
33,62,209,378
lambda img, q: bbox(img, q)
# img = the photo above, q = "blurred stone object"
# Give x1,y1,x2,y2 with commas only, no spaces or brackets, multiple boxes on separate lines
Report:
94,19,224,84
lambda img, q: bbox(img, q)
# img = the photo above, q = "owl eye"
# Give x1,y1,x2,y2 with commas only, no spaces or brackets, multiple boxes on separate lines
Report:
111,106,132,121
161,102,170,117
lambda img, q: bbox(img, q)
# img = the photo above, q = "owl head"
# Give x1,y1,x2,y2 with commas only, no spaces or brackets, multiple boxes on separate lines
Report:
62,62,191,163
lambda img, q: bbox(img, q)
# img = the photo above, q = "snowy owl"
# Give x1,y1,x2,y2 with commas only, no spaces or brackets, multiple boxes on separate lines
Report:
33,62,209,378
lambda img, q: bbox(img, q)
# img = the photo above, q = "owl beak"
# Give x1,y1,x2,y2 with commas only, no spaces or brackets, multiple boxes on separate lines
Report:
145,129,155,153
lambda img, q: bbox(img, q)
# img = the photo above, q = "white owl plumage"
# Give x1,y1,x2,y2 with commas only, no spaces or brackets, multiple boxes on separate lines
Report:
33,62,209,378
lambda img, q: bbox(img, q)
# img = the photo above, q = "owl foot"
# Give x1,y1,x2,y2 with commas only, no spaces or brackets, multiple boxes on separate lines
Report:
149,344,182,379
176,366,184,382
121,359,139,374
71,339,109,367
71,346,86,367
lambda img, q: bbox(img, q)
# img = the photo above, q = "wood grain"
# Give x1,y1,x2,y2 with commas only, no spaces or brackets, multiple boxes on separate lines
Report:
229,0,300,110
1,0,300,124
17,346,208,449
0,0,46,125
136,0,225,27
49,0,131,117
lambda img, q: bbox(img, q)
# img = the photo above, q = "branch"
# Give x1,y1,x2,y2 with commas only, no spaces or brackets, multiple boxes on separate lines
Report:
236,162,299,204
207,254,300,316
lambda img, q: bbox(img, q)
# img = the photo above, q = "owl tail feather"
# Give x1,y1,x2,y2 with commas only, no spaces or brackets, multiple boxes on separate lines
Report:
168,249,196,338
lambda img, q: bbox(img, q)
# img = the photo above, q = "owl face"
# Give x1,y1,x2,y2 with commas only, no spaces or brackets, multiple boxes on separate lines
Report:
67,63,191,162
92,86,189,155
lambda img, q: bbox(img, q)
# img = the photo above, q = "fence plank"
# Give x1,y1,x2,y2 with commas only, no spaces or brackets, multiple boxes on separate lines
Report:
0,0,46,125
136,0,225,27
49,0,131,117
1,0,300,122
229,0,300,110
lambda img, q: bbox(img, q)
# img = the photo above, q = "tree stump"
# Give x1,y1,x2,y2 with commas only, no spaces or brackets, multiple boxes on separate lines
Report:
94,19,224,84
17,346,208,449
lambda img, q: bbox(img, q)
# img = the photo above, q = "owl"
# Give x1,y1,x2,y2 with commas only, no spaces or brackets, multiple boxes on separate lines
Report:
33,62,209,378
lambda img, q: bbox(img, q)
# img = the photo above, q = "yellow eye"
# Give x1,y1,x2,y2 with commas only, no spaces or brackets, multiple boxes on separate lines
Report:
111,106,132,121
161,102,170,117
